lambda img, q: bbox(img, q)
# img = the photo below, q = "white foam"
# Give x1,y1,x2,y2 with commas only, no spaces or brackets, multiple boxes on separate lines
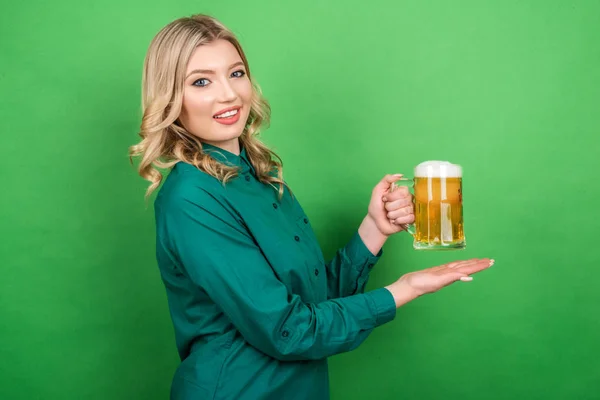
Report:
414,160,462,178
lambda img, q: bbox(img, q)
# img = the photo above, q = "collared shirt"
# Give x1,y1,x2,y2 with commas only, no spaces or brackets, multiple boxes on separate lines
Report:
154,142,396,400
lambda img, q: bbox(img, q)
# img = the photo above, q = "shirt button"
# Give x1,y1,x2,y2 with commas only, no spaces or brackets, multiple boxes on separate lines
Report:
303,218,308,224
245,175,251,182
294,236,300,242
282,330,289,337
314,269,319,276
272,203,278,209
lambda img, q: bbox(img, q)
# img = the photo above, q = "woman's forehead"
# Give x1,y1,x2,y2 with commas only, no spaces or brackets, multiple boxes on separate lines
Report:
186,40,243,74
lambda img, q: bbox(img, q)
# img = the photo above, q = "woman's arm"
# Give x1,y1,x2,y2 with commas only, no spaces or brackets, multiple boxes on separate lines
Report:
357,214,388,256
324,215,388,299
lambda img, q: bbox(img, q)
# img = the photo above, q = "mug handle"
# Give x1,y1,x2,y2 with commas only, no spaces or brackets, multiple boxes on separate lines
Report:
390,178,416,236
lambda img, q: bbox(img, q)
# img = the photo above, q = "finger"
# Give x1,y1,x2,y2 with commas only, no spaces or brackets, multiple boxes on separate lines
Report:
384,186,410,201
380,174,412,200
452,260,494,283
432,258,489,273
386,204,414,220
384,196,413,211
446,259,481,269
377,174,404,194
435,271,470,288
394,213,415,225
455,259,493,275
432,262,472,275
449,272,475,283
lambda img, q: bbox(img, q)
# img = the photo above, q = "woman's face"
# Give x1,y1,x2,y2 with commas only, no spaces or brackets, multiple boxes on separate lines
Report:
179,39,253,154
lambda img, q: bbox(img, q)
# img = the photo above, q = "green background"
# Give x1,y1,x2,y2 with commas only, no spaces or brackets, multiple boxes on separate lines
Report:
2,0,599,399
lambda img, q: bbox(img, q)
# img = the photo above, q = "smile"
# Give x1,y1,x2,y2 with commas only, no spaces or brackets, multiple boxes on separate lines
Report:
214,109,239,119
213,106,242,125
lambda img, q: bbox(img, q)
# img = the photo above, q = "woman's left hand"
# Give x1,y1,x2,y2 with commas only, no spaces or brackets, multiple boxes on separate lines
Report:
367,174,415,236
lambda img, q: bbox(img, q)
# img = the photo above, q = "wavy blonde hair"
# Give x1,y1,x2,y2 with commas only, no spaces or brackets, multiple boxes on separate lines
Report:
129,14,289,201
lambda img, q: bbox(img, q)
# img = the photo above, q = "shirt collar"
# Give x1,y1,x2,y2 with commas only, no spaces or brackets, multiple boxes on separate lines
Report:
201,142,255,175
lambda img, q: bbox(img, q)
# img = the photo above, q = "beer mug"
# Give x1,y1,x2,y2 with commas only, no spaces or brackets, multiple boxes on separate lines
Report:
392,161,466,250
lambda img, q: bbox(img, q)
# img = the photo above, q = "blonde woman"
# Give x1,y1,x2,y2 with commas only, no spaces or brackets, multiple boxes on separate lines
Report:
129,14,493,400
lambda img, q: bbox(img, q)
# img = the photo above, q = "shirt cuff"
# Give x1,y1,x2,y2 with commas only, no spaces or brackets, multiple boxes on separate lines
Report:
365,287,397,326
346,231,383,269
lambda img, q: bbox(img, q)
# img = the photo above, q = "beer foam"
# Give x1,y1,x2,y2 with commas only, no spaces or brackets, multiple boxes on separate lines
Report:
414,160,462,178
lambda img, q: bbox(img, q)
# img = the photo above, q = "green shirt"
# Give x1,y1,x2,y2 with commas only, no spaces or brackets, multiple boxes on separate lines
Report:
154,143,397,400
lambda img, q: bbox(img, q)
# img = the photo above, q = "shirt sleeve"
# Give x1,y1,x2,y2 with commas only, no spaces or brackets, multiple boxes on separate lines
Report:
159,185,396,362
325,231,383,300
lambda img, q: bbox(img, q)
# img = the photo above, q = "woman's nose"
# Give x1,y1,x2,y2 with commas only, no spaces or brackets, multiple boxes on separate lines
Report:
218,80,238,102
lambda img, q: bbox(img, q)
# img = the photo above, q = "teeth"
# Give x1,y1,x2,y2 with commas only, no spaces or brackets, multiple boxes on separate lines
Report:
215,109,239,118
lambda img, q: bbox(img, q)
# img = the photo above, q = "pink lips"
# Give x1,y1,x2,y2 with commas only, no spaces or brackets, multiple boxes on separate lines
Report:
213,106,242,126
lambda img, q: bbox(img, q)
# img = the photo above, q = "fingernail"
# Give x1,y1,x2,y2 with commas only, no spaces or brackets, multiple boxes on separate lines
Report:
382,197,388,202
489,259,495,266
460,277,473,282
393,173,402,176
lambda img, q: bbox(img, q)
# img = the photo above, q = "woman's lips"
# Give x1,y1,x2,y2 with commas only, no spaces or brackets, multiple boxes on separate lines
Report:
213,107,241,125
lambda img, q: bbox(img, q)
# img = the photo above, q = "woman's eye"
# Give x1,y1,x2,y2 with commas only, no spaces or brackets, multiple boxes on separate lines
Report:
192,71,245,87
192,78,210,87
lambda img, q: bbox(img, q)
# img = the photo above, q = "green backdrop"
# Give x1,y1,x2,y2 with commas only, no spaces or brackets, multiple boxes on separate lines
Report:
2,0,599,399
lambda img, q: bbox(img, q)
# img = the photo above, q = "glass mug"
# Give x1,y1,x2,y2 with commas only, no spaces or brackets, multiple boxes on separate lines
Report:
392,160,466,250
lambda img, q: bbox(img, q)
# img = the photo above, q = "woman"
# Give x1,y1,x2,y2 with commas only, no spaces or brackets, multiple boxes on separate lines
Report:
129,13,493,400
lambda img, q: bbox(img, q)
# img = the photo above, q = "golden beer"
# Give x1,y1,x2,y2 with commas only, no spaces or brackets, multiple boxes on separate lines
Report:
397,161,465,250
414,176,464,248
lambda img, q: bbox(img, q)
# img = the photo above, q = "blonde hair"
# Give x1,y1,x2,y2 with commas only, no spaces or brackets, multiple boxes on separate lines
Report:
129,14,289,201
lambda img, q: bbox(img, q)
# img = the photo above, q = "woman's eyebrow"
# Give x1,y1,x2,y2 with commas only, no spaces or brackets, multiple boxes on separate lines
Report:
186,61,245,78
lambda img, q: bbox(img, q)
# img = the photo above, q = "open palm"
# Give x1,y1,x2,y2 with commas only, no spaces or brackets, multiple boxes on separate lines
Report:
401,258,494,297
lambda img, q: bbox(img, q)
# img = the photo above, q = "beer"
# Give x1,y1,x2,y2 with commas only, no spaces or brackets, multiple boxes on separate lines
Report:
400,161,465,250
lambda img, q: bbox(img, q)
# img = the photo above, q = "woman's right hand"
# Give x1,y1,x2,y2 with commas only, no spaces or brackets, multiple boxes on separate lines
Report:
385,258,494,307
